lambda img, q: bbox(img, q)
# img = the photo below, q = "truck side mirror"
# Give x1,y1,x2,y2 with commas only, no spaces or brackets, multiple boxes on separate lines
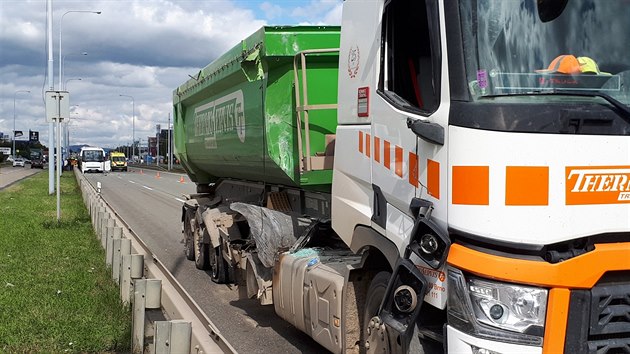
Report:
406,117,444,146
407,197,450,269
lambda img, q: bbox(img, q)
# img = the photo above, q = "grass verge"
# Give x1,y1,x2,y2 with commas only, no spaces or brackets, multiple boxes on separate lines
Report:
0,170,131,352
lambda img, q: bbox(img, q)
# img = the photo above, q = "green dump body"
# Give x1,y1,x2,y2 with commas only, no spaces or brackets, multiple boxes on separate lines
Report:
173,26,340,192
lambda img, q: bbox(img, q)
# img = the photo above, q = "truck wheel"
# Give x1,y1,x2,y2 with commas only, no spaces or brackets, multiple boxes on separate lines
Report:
194,227,209,270
363,271,391,354
183,210,195,261
209,243,228,284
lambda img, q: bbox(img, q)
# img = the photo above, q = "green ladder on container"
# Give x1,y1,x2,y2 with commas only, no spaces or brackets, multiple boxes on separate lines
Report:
293,48,339,173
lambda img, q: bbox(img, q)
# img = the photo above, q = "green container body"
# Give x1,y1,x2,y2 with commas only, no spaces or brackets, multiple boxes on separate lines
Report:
173,26,340,192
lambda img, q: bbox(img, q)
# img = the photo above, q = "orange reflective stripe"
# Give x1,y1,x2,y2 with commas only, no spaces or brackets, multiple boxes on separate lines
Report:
448,242,630,288
383,141,391,169
409,152,418,187
358,131,364,154
505,166,549,206
427,159,440,199
395,146,403,177
542,288,570,354
452,166,489,205
362,134,441,195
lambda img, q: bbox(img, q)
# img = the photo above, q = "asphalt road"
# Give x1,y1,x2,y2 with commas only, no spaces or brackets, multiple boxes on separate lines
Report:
0,164,46,190
84,168,326,354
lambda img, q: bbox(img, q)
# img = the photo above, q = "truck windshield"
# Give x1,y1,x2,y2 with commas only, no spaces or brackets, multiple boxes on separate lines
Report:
460,0,630,107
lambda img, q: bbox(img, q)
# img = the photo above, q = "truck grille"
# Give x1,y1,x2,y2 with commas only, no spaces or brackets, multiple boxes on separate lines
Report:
564,275,630,354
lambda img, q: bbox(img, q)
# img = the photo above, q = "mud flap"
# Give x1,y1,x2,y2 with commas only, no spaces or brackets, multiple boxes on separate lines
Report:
378,258,428,353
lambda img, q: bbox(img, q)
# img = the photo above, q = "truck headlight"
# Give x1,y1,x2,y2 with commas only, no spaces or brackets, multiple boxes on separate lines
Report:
447,267,547,347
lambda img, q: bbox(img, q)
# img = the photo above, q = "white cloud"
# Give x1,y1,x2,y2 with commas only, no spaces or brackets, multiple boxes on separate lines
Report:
0,0,342,148
96,63,159,88
260,2,285,20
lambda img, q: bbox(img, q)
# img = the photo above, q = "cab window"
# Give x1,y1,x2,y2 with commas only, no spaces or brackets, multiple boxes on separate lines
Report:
379,0,440,115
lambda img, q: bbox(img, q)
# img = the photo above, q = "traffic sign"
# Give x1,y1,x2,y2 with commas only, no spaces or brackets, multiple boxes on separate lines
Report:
45,91,70,122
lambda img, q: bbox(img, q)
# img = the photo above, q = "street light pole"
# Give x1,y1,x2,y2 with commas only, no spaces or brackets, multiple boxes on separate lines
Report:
67,105,79,156
59,11,100,90
168,112,171,171
62,81,81,170
119,94,135,161
13,90,31,158
54,9,100,197
64,77,82,90
61,52,87,85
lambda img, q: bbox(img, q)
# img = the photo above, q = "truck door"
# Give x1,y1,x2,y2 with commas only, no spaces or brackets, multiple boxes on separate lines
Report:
371,0,447,249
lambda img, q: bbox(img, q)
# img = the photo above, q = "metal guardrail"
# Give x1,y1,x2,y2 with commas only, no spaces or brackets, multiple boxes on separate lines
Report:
75,167,236,354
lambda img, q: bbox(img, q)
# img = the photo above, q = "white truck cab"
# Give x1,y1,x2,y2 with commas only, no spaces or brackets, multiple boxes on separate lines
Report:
332,0,630,353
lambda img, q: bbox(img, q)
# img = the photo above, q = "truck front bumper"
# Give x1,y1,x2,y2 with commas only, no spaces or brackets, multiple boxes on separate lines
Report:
447,326,542,354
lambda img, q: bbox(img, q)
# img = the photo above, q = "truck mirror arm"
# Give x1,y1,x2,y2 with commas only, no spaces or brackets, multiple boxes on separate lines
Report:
406,117,444,146
407,198,450,269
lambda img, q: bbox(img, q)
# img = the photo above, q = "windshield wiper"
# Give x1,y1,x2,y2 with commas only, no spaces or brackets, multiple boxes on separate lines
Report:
482,90,630,123
555,90,630,122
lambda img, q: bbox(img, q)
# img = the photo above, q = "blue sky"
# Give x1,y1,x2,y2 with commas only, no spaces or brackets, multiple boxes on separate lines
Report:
241,0,342,25
0,0,342,149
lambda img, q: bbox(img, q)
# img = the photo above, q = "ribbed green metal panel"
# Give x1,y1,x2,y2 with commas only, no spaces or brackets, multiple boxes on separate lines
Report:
173,26,340,191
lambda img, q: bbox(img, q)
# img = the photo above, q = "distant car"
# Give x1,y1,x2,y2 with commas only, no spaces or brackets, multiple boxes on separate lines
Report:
31,159,44,169
12,158,25,167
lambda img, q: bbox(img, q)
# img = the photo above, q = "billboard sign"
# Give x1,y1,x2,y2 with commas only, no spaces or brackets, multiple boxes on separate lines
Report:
14,130,29,141
29,130,39,142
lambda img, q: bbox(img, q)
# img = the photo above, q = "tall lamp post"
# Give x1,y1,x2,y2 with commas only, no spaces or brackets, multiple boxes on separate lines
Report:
66,105,80,156
63,80,81,169
119,94,135,161
13,90,31,158
52,9,100,196
59,11,100,90
64,77,82,90
61,52,87,84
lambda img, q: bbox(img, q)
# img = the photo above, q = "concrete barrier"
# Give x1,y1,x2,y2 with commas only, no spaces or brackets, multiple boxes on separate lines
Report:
74,167,233,354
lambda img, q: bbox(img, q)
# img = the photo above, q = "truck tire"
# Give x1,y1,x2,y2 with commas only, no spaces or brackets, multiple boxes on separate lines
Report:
363,272,440,354
210,242,228,284
194,227,209,270
362,271,391,354
183,210,195,261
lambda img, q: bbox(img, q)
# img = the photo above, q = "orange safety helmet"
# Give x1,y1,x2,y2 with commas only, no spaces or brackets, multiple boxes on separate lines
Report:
536,54,582,74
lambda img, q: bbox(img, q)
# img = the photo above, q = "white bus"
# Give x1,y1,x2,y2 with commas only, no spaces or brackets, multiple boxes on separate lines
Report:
79,147,106,173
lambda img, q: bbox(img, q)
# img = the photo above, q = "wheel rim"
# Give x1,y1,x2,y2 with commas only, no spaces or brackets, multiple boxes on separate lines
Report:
194,227,203,260
184,214,193,255
365,316,390,353
210,246,219,279
363,272,392,353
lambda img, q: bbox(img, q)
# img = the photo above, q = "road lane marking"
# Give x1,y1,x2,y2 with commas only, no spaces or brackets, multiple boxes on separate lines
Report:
128,180,136,184
175,198,185,203
142,185,154,191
